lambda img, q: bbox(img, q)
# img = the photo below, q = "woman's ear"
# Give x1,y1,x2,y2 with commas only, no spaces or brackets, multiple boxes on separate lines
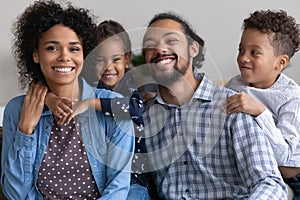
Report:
189,41,199,58
33,51,39,63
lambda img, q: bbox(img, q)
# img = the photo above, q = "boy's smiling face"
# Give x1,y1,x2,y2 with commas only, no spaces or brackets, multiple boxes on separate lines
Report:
237,28,288,88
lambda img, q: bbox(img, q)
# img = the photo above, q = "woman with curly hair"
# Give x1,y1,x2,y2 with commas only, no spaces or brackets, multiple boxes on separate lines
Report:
224,10,300,199
1,1,134,199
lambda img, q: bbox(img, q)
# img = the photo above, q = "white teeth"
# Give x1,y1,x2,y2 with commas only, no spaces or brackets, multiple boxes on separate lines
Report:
54,67,72,72
158,59,172,64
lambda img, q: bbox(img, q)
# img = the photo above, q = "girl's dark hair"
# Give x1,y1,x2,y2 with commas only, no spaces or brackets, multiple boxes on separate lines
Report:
145,12,205,69
243,10,300,58
13,0,97,89
96,20,131,56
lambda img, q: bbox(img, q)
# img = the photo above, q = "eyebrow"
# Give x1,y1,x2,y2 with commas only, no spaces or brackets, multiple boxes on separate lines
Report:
144,31,181,43
239,43,263,50
44,41,82,45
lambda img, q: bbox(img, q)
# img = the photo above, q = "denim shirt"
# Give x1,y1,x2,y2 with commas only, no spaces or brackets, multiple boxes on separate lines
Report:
1,78,135,200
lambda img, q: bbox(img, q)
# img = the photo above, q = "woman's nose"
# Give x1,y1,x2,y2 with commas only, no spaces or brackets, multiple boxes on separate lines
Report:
58,49,71,62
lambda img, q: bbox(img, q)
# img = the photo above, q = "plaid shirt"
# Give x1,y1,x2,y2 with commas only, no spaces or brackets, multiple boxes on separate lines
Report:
143,74,287,200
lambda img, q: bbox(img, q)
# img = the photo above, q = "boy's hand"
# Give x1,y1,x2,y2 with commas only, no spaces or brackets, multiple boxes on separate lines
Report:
224,92,265,116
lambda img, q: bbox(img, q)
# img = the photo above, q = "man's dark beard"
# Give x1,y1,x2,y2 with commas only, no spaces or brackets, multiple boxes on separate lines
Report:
150,50,191,86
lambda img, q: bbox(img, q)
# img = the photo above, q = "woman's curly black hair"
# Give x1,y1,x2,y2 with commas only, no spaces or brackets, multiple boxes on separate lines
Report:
243,10,300,59
12,0,98,89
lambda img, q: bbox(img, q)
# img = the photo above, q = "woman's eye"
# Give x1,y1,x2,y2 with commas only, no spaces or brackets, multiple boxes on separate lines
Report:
46,46,58,51
70,46,81,52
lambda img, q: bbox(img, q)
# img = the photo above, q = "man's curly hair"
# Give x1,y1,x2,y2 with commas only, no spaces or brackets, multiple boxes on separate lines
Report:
243,10,300,59
12,0,98,89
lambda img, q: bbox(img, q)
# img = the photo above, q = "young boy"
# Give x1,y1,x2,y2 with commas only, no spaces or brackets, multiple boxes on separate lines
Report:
225,9,300,199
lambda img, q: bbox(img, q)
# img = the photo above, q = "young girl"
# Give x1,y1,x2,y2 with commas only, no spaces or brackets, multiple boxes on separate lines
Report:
225,10,300,199
1,1,134,199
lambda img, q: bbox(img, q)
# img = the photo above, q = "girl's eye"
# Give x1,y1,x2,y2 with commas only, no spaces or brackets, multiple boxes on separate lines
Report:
238,48,244,54
97,58,105,64
112,57,121,62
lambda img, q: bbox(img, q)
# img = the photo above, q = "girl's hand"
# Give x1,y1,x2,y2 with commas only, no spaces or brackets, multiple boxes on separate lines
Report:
18,82,48,135
45,92,76,119
224,92,265,116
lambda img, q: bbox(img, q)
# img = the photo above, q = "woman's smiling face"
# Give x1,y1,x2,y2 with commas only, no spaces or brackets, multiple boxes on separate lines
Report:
33,24,84,90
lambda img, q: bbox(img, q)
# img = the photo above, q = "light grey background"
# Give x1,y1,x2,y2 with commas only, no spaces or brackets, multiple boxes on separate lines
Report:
1,0,300,107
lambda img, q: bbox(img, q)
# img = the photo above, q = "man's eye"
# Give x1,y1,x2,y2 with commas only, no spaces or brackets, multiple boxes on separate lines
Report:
166,38,178,44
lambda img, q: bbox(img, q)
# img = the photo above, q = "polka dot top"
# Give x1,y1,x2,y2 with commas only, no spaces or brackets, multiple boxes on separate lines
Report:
37,118,100,200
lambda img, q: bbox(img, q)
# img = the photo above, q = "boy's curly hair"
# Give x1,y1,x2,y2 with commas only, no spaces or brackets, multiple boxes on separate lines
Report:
12,0,98,89
243,10,300,59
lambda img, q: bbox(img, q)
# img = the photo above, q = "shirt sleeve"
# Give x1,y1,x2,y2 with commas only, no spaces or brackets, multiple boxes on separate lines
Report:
255,101,299,166
232,113,288,199
100,90,144,126
1,102,38,200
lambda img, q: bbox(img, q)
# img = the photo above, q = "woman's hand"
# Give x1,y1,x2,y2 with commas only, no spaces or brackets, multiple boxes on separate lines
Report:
18,82,48,135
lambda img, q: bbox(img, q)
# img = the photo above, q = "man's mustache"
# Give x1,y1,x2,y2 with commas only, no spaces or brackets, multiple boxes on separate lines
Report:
149,53,178,63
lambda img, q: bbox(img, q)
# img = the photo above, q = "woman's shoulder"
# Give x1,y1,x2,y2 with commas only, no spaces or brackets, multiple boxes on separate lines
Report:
6,95,24,108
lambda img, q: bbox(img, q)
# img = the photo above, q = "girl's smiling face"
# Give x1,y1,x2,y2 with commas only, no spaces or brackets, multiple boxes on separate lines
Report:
96,37,130,89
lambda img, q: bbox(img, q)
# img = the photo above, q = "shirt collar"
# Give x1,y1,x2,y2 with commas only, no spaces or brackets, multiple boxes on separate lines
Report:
154,73,216,106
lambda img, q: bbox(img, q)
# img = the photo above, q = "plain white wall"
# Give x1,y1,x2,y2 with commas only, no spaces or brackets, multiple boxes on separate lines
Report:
1,0,300,107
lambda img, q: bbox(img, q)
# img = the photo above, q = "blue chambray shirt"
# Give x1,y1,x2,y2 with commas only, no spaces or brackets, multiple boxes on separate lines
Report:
1,78,134,200
143,74,287,200
226,73,300,166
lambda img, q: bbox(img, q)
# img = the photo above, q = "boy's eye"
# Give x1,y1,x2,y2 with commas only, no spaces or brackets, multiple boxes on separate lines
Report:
251,50,260,56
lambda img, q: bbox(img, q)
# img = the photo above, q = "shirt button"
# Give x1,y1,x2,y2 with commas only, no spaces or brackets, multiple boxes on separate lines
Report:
290,136,295,140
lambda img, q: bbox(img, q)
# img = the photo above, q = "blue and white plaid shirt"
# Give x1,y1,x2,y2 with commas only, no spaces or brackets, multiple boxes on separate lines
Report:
143,74,287,199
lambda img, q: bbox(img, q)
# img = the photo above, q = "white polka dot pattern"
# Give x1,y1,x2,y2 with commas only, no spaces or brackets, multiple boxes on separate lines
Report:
37,118,100,199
